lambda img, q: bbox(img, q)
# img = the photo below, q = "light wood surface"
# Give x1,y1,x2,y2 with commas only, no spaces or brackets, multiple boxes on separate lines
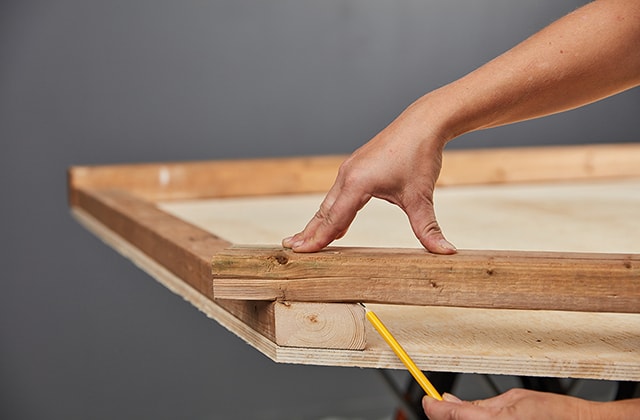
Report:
159,178,640,253
163,178,640,313
67,144,640,380
71,207,640,380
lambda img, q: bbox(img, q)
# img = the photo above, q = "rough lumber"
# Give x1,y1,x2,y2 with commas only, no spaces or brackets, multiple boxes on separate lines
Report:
69,207,640,380
439,143,640,185
67,143,640,380
68,156,343,202
68,144,640,203
72,188,229,298
70,193,366,350
274,302,365,349
212,246,640,313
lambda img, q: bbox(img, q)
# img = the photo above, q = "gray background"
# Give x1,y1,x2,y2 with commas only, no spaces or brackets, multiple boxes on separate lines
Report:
1,1,638,419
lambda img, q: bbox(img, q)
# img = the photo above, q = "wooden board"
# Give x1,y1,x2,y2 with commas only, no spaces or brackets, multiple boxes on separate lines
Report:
159,178,640,253
72,206,640,380
68,143,640,380
162,178,640,313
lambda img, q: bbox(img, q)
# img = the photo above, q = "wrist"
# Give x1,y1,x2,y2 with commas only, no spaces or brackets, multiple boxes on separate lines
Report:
399,90,459,147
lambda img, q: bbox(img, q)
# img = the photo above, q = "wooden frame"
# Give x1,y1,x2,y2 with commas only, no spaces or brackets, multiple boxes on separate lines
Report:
68,143,640,381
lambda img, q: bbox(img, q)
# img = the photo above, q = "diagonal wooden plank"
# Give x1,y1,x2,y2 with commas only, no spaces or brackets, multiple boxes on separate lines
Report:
211,246,640,313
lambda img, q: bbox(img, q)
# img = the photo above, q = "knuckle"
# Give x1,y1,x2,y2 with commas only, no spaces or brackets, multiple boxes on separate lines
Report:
421,219,442,236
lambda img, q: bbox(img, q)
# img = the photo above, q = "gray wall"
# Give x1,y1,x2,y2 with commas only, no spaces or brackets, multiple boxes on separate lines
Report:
1,1,637,419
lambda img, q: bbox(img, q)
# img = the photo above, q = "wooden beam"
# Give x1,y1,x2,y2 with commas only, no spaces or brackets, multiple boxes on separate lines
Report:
68,156,343,202
215,300,366,350
439,143,640,185
70,190,367,350
68,207,640,380
72,188,229,298
68,144,640,204
274,302,366,349
211,246,640,313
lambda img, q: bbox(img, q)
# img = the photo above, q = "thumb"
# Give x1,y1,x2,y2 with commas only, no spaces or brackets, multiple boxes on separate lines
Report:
405,197,456,255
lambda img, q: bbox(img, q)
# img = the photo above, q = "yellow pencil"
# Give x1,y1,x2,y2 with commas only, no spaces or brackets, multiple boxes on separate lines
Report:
362,304,443,401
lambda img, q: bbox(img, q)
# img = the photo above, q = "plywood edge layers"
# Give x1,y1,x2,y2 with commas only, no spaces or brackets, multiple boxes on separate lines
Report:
212,246,640,313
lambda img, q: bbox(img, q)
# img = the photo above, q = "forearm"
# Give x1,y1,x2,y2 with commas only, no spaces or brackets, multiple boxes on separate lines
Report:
588,398,640,420
415,0,640,142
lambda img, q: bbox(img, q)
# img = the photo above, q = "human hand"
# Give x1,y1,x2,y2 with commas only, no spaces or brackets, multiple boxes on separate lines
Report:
282,103,457,254
422,389,591,420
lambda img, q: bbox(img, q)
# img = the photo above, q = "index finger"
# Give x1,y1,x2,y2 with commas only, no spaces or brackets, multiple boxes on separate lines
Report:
282,182,370,252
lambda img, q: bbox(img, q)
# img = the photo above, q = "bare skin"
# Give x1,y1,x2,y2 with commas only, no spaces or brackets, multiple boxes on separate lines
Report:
422,389,640,420
282,0,640,255
283,1,640,416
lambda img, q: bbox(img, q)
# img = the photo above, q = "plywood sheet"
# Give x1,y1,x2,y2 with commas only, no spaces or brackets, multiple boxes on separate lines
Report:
159,178,640,253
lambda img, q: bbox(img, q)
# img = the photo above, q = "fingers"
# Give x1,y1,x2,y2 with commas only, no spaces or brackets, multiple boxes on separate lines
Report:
422,395,489,420
404,193,457,255
283,183,457,254
282,182,370,252
471,388,540,409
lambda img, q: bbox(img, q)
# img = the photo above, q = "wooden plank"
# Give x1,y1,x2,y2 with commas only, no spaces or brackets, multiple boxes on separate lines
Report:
215,300,366,350
68,156,343,202
71,206,285,347
69,207,640,380
66,143,640,380
359,303,640,381
70,191,366,350
274,302,366,349
68,144,640,204
70,189,285,345
72,188,229,298
439,143,640,185
212,246,640,313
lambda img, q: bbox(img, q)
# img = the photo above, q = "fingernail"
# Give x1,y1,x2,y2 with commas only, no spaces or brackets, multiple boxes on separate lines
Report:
283,235,305,249
439,239,457,252
442,393,462,403
422,395,434,408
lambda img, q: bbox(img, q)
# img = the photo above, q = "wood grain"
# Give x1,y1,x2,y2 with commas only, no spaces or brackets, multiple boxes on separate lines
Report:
69,143,640,203
71,208,640,380
67,143,640,380
68,156,343,201
438,143,640,185
274,302,366,349
72,188,229,298
70,192,366,350
212,246,640,313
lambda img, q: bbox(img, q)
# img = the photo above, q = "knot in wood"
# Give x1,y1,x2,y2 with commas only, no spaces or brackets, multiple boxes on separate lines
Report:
271,252,289,266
